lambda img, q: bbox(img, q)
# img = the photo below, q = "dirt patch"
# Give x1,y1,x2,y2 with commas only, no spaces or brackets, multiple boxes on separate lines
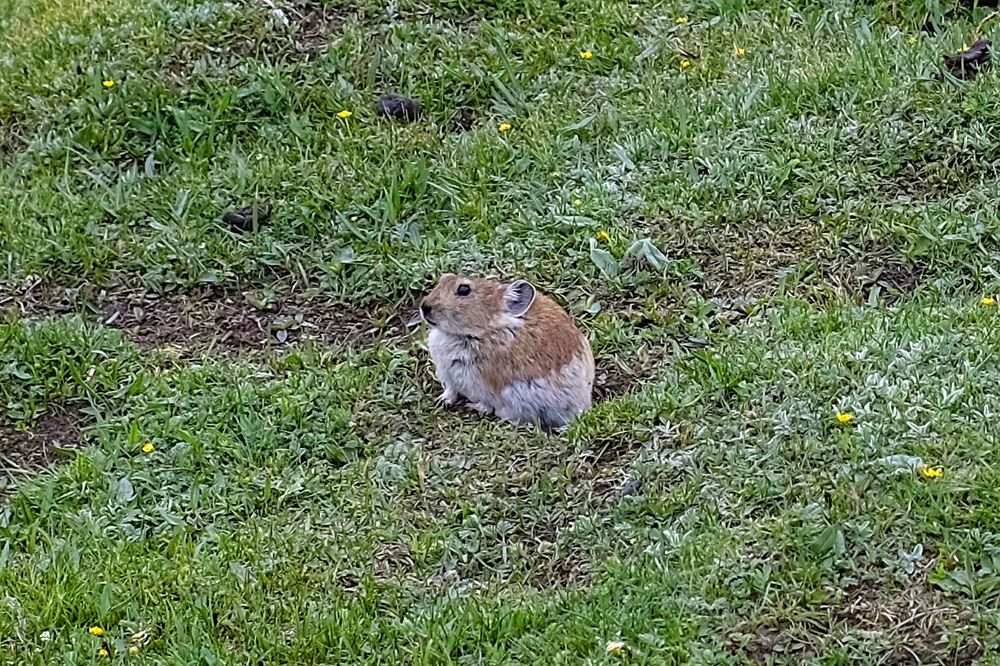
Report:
820,240,928,304
3,283,415,354
658,218,927,305
0,408,83,495
736,572,982,664
836,577,982,665
593,356,655,402
741,619,809,663
284,0,356,55
878,150,999,202
575,433,644,476
155,1,358,89
0,109,31,163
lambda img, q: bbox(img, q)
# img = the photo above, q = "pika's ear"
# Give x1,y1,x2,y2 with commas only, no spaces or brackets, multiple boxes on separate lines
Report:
505,280,536,317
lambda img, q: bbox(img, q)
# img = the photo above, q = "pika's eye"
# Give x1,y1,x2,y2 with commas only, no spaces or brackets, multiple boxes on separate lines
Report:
456,284,472,296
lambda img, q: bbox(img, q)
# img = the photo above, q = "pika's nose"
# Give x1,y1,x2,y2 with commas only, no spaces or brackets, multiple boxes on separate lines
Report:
420,302,432,319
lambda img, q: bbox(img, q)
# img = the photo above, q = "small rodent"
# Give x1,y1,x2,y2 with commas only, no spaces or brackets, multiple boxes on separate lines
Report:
420,274,595,430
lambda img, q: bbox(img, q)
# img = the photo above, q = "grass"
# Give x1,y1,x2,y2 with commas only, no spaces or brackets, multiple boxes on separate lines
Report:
3,0,1000,662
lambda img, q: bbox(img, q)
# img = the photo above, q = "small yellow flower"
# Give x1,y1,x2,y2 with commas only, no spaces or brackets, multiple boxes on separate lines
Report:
595,231,611,244
98,648,109,658
735,47,746,57
606,640,628,655
574,198,583,207
963,43,970,52
675,16,688,24
680,59,692,69
142,442,154,454
982,296,996,307
918,465,943,479
89,626,105,637
129,646,139,656
579,50,593,60
102,80,115,89
907,36,918,46
337,109,352,119
835,411,854,425
498,122,512,133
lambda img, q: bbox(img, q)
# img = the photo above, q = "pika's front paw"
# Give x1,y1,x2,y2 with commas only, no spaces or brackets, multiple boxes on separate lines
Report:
467,401,493,415
437,387,459,405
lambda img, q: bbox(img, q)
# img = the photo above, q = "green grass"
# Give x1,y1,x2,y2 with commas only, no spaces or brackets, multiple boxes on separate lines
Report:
4,0,1000,662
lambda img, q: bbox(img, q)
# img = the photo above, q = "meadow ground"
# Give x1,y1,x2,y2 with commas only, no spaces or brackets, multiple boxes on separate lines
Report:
2,0,1000,662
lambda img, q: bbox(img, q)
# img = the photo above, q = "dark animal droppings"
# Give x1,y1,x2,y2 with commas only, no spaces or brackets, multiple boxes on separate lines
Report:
222,204,271,232
450,108,476,132
618,478,644,498
943,39,991,80
376,93,422,122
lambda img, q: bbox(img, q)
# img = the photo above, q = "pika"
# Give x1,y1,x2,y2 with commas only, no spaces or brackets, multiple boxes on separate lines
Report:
420,274,595,430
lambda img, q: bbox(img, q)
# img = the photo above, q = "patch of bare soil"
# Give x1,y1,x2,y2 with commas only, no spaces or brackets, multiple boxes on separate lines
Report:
658,218,927,305
879,150,999,202
839,582,983,665
593,356,655,402
575,432,644,482
156,1,358,89
821,240,928,304
0,110,31,163
3,283,415,354
0,408,82,495
279,0,356,55
737,573,982,664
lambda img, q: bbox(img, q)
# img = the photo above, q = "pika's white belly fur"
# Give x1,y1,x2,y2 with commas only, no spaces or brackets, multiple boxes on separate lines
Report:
497,353,593,427
427,328,493,405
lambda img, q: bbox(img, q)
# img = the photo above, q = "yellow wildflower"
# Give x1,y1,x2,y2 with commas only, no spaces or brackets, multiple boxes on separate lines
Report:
337,109,352,119
595,231,611,244
606,640,628,655
102,80,115,89
918,465,943,479
907,37,917,46
579,50,593,60
574,198,583,207
675,16,688,24
498,122,512,133
983,296,996,307
680,59,692,69
89,626,105,637
963,43,970,52
142,442,154,454
129,646,139,656
98,648,109,658
735,47,746,57
835,411,854,425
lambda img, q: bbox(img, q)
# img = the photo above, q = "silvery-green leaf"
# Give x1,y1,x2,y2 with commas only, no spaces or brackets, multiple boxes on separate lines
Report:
117,477,135,502
626,238,669,271
589,238,619,278
875,454,923,475
334,247,356,266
